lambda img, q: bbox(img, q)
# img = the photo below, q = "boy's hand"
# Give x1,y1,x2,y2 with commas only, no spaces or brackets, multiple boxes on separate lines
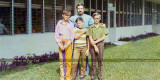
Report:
85,49,89,56
60,45,64,51
94,45,99,55
91,40,97,46
64,44,70,50
82,28,87,34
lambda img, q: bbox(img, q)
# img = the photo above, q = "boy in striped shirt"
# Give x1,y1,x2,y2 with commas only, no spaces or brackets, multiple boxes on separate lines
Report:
71,17,89,80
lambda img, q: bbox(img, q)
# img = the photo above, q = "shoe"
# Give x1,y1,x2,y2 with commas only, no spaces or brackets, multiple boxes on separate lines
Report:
98,78,102,80
91,78,95,80
71,78,75,80
80,77,84,80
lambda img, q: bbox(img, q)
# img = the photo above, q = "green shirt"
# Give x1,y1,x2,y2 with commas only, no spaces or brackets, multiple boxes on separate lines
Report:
86,23,109,40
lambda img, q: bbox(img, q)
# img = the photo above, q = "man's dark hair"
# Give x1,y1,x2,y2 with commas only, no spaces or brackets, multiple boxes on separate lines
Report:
76,3,85,9
76,17,84,23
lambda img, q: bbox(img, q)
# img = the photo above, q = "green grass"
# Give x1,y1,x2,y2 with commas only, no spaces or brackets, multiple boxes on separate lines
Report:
0,36,160,80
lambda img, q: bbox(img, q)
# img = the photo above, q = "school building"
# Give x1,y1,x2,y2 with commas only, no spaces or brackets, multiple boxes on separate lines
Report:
0,0,160,59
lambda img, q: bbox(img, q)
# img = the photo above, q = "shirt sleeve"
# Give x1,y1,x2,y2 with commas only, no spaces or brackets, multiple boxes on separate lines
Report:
88,16,94,27
55,22,61,46
3,25,9,34
67,23,75,45
69,16,76,27
102,27,109,36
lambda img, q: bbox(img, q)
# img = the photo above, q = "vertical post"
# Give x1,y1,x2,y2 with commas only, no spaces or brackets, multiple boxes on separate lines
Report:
114,0,116,28
126,0,128,26
101,0,103,23
11,0,14,35
122,0,124,27
53,0,56,32
95,0,97,12
142,0,145,26
118,0,120,27
89,0,91,15
64,0,66,9
129,0,132,26
27,0,32,34
42,0,45,33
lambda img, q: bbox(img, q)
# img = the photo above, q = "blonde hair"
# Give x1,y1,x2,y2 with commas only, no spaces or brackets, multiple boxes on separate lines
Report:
92,12,101,18
62,10,71,16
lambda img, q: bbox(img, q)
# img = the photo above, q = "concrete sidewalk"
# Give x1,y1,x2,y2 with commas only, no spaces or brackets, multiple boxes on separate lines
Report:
112,41,130,45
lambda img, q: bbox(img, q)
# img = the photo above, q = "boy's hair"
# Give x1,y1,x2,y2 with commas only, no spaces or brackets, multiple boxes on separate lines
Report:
76,3,85,9
62,10,71,16
76,17,84,23
92,12,101,18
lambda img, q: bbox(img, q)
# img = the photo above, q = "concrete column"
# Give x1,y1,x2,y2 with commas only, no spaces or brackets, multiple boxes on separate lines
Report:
27,0,32,34
142,0,145,26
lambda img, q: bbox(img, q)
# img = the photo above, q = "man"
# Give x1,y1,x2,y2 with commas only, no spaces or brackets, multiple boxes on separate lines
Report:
0,16,9,35
69,3,94,76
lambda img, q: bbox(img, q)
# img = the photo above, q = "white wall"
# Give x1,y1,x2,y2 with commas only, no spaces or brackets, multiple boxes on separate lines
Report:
0,25,154,59
109,25,153,41
153,24,160,34
0,33,58,59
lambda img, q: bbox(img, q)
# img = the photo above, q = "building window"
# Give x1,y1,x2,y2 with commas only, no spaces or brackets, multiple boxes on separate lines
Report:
145,1,152,25
32,0,42,33
14,0,27,34
0,0,11,35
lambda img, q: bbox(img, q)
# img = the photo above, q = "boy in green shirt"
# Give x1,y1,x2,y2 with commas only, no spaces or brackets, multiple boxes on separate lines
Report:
87,12,109,80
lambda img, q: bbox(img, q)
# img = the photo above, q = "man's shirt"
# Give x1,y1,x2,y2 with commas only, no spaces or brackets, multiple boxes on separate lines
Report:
69,14,94,29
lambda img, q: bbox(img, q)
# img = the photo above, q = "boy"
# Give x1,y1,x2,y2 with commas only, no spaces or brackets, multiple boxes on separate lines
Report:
55,10,74,80
87,12,109,80
71,17,89,80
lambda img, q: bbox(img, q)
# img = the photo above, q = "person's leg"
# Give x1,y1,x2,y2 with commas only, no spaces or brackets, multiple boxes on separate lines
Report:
71,47,80,79
80,46,87,77
90,45,97,79
65,40,73,80
59,40,66,80
85,56,89,76
97,42,104,79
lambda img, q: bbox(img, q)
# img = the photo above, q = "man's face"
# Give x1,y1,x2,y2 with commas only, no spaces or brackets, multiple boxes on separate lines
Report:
76,21,84,29
77,6,84,15
94,15,101,24
62,14,70,21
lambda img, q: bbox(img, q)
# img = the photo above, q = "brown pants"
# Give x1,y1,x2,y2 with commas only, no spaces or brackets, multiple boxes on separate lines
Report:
90,42,104,78
71,46,87,78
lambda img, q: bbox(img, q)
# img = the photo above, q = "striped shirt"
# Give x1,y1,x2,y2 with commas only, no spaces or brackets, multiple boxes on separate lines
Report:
74,27,87,47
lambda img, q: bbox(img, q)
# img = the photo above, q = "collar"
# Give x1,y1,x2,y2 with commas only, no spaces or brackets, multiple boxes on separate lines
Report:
60,20,70,25
90,23,103,28
77,14,85,17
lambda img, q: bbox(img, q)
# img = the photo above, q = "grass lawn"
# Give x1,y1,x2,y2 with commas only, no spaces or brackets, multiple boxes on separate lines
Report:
0,36,160,80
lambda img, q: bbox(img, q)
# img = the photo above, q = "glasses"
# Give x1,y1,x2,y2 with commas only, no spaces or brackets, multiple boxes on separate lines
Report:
94,18,101,20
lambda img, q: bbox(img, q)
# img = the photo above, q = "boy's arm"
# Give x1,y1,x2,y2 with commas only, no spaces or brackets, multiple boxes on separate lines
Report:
75,28,87,40
95,35,106,44
55,21,61,47
89,36,99,54
64,23,75,50
85,37,90,56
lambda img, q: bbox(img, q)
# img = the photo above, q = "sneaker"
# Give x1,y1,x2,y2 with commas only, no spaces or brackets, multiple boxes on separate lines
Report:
80,77,84,80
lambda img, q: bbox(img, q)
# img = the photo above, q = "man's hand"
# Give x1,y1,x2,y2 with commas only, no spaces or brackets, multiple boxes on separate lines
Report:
94,45,99,55
85,49,89,56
